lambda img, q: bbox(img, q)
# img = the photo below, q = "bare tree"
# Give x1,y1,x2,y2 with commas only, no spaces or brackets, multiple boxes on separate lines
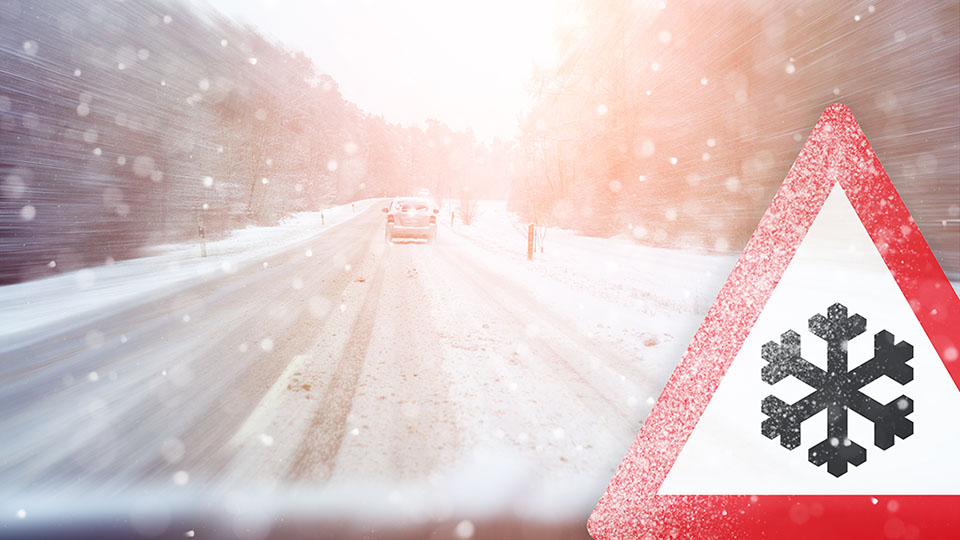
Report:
459,187,480,226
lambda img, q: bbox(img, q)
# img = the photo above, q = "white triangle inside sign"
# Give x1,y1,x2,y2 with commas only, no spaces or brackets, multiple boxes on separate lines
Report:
658,183,960,495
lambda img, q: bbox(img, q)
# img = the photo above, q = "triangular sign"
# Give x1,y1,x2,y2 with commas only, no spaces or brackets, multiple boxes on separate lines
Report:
588,104,960,540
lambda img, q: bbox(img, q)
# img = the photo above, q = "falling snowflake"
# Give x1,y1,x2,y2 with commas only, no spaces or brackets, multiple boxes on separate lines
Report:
761,303,914,477
172,470,189,486
455,520,475,539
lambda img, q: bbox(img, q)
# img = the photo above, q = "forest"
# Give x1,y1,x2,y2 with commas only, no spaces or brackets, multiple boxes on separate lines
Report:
2,0,957,284
511,0,958,272
0,0,511,284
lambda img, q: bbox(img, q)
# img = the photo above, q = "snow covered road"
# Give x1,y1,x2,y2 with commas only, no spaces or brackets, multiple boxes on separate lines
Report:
0,200,740,534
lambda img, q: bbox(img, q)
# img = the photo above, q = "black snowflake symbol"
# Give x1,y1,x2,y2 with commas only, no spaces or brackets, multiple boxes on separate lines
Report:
761,303,914,477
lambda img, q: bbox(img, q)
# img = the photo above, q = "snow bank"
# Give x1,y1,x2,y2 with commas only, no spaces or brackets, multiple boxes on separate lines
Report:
447,201,739,381
0,200,374,343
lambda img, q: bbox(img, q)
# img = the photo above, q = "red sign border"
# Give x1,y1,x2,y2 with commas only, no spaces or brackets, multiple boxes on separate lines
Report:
588,104,960,540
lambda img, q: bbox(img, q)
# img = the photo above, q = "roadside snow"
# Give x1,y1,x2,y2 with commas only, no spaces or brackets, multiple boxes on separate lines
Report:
446,201,960,378
446,201,739,386
432,200,959,520
0,200,374,342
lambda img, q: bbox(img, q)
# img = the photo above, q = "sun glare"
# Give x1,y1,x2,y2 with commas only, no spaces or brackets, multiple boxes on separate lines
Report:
206,0,564,140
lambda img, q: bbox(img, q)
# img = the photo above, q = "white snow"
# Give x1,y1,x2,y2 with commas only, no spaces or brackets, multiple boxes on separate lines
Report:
400,200,959,516
386,200,741,517
447,200,737,355
2,198,956,524
0,200,374,343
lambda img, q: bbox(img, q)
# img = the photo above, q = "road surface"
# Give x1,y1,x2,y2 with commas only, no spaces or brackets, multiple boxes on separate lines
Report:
0,203,657,524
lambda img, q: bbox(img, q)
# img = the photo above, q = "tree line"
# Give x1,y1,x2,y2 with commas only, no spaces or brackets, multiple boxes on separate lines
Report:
0,0,511,284
511,0,958,275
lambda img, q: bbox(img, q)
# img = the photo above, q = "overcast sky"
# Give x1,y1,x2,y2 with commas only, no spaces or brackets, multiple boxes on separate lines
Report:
201,0,562,142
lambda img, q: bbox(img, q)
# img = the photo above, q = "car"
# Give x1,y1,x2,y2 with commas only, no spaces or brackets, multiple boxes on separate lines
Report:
382,197,439,242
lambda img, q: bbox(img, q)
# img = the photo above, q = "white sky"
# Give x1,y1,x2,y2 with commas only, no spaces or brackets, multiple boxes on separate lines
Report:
200,0,562,142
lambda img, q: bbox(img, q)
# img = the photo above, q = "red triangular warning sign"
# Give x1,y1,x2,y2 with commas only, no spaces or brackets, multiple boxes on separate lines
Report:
588,104,960,539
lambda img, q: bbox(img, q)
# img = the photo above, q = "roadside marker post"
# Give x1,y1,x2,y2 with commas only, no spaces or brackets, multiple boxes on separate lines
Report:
527,223,535,260
196,214,207,258
588,104,960,539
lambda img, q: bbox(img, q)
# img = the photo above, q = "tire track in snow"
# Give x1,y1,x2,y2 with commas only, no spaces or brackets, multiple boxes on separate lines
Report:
148,209,386,484
326,242,462,481
288,247,389,482
403,232,645,482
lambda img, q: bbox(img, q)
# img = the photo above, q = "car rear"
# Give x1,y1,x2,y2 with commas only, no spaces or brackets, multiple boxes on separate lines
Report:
384,198,438,242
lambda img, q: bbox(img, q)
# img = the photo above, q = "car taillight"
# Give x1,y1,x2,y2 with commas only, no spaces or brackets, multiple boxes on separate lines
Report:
387,214,394,223
429,216,436,224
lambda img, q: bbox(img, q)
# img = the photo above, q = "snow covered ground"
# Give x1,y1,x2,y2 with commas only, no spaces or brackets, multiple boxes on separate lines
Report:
446,201,738,382
0,199,374,345
2,199,955,537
